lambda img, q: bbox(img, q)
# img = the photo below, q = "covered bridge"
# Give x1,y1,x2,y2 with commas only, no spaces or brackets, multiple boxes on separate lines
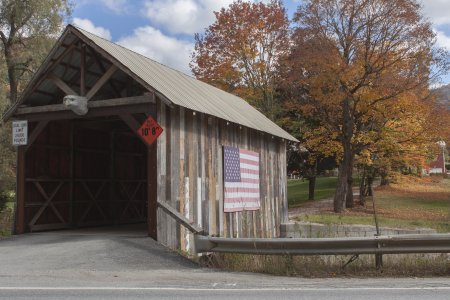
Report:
3,25,297,252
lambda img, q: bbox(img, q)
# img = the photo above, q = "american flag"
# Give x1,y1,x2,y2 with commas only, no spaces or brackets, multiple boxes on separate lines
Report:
223,146,260,212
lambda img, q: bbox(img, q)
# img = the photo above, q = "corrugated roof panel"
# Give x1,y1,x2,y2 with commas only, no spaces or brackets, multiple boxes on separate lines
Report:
67,27,298,141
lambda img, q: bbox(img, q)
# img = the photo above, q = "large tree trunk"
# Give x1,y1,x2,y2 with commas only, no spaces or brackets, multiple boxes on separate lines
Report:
334,150,353,212
308,175,316,201
334,98,354,212
3,44,18,104
307,159,318,201
345,166,354,208
334,165,347,212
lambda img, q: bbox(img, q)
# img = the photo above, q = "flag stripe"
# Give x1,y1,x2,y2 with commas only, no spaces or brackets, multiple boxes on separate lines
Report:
240,163,259,170
224,182,260,189
224,191,260,198
240,153,259,162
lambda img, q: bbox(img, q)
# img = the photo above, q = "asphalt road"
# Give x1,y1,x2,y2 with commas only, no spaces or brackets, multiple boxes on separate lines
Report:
1,225,449,299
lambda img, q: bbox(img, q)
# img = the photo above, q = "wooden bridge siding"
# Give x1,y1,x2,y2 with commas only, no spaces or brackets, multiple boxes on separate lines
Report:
156,101,287,251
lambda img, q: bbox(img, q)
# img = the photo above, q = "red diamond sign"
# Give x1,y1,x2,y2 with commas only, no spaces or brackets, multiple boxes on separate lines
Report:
137,116,163,146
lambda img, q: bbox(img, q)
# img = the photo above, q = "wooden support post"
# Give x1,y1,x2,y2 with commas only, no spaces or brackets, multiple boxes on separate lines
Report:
69,122,75,227
15,146,26,234
80,44,86,96
148,143,157,239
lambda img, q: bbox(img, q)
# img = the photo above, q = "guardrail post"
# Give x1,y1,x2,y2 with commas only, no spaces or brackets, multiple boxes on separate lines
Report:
375,253,383,270
375,235,383,270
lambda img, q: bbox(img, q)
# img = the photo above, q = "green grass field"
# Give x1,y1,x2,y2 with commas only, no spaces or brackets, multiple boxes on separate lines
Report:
287,177,338,207
294,177,450,232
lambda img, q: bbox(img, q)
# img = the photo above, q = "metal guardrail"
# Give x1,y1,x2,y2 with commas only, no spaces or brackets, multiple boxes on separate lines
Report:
194,234,450,256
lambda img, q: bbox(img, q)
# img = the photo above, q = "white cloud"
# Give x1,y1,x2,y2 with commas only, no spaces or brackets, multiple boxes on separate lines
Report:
73,18,112,40
420,1,450,52
435,30,450,50
143,0,235,34
99,0,129,14
117,26,194,74
421,0,450,26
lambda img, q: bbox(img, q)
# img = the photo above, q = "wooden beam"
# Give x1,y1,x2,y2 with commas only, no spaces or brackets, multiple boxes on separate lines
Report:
80,44,86,96
119,114,142,131
49,43,77,69
15,95,154,115
120,114,146,144
34,90,56,97
56,61,126,86
88,47,122,97
86,65,118,100
28,181,65,227
61,43,76,80
15,147,26,234
15,103,153,122
48,73,78,96
24,120,49,153
157,200,204,235
25,43,78,100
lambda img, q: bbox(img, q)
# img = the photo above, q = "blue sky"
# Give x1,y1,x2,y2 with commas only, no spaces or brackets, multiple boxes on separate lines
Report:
72,0,450,83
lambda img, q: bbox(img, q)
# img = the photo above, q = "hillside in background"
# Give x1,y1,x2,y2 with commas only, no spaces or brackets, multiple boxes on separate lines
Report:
434,84,450,108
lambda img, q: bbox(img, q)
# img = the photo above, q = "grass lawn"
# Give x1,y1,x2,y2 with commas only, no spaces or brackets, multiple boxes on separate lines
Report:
287,177,337,207
296,176,450,232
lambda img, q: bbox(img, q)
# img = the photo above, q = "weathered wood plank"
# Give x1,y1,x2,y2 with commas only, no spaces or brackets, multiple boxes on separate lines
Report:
179,108,186,251
200,114,208,234
156,99,167,245
15,96,155,122
16,95,154,116
187,110,195,245
48,73,78,95
80,44,86,96
209,117,217,236
157,200,204,234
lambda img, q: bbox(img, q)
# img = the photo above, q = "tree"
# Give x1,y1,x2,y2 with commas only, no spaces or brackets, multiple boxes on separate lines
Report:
356,87,446,203
0,0,72,105
0,0,72,197
190,0,289,120
289,0,447,212
0,56,15,192
280,109,337,201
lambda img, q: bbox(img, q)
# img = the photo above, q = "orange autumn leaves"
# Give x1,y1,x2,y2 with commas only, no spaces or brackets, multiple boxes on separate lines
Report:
190,0,289,120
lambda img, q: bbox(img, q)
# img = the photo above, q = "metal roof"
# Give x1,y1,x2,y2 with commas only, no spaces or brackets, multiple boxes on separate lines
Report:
7,25,298,142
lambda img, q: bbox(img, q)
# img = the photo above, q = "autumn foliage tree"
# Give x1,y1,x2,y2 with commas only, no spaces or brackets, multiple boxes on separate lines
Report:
288,0,448,212
190,0,289,120
0,0,72,195
356,88,446,200
0,0,72,105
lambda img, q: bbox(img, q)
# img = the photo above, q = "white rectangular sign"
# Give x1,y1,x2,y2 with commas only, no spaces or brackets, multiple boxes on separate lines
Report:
12,120,28,146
